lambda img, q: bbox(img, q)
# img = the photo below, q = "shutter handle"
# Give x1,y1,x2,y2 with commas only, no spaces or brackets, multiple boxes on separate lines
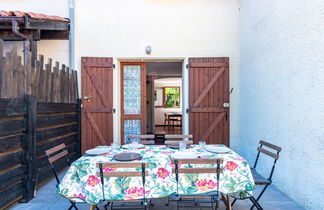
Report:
83,95,92,101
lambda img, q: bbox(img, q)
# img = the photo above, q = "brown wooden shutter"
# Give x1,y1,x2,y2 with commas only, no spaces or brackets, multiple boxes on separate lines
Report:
81,57,114,154
189,57,229,146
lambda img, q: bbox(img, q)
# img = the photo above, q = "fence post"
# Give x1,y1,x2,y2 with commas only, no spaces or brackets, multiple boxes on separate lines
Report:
23,94,37,202
76,99,82,157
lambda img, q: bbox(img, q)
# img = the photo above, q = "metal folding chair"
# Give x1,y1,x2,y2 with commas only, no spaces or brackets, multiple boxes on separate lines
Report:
93,162,150,210
232,140,282,210
45,143,78,210
169,158,223,210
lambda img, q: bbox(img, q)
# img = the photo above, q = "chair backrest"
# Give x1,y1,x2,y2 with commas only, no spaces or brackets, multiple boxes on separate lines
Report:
172,158,223,196
128,134,194,145
253,140,282,181
96,162,149,201
45,143,70,184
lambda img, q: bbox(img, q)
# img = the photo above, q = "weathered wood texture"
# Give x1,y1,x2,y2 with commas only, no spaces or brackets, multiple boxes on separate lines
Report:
0,97,26,210
0,96,81,209
189,57,230,146
81,57,113,154
0,40,78,103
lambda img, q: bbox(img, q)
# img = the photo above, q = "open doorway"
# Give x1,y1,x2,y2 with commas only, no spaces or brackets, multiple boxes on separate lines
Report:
146,62,183,134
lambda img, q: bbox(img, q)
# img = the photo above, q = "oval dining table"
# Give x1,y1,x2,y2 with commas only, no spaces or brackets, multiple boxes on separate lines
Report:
57,144,255,209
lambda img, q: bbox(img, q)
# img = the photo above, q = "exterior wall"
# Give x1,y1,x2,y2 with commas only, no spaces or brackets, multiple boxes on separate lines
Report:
239,1,324,209
74,0,240,149
0,0,70,65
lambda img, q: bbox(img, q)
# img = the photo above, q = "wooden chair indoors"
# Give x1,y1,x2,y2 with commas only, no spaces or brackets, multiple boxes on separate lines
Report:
168,158,224,210
164,113,181,130
45,143,81,210
91,162,150,210
231,140,282,210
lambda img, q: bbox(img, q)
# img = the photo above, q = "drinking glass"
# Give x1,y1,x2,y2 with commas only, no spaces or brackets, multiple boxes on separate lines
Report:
111,142,118,150
179,141,187,152
199,141,206,149
133,141,139,149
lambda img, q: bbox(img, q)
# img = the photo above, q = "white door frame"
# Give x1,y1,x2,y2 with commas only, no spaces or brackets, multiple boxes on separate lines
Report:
113,58,189,145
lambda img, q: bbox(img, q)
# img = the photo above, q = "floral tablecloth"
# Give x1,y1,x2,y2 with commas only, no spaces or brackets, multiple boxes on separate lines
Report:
57,145,255,205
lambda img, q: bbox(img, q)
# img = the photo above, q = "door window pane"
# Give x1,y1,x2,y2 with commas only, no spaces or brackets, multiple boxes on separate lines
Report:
124,119,141,143
123,65,141,114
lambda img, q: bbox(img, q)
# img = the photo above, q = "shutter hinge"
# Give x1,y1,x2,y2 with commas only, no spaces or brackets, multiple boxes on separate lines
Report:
186,64,190,69
112,64,116,69
186,108,190,113
112,108,116,113
80,103,83,108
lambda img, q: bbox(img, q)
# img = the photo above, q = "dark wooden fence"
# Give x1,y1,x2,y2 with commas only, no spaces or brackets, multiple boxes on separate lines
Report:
0,40,78,103
0,96,81,209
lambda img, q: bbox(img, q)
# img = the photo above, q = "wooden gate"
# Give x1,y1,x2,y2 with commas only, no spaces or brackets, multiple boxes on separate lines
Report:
189,57,229,146
81,57,113,153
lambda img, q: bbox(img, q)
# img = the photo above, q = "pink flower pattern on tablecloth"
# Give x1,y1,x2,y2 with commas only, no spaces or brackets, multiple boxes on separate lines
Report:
86,175,100,187
225,161,238,171
157,167,170,179
72,193,86,200
123,187,150,200
196,179,218,191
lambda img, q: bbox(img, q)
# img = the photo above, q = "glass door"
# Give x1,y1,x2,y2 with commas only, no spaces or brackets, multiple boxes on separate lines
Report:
121,63,146,144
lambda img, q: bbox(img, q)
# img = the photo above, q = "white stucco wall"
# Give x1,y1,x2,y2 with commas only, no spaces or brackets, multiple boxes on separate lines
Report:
74,0,240,148
239,1,324,209
0,0,70,65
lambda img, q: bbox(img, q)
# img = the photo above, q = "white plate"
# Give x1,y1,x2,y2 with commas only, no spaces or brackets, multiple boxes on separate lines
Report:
205,146,231,154
122,143,145,149
171,151,199,159
85,148,111,155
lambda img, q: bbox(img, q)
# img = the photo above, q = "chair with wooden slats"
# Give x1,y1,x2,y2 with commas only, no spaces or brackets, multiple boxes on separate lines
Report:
45,143,80,210
169,158,223,210
127,134,193,145
232,140,282,210
91,162,150,210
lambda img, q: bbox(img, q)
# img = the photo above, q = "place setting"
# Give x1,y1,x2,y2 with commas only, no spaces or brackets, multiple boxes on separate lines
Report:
112,141,144,161
169,141,199,159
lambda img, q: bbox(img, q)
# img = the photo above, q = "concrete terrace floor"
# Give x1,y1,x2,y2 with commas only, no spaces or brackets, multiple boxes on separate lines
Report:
10,170,304,210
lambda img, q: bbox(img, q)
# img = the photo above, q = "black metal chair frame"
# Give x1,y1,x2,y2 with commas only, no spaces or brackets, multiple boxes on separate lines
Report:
45,144,79,210
97,162,149,210
232,140,282,210
168,158,223,210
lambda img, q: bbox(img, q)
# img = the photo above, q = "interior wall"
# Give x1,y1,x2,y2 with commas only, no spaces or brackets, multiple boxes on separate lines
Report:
75,0,240,150
154,78,182,125
239,1,324,209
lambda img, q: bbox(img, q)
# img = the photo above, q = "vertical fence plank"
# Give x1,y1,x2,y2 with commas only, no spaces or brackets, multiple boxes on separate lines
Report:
11,47,18,98
25,53,32,95
52,62,59,103
17,56,25,98
74,70,79,100
45,59,52,102
23,95,36,202
38,55,45,102
60,64,66,103
71,70,76,103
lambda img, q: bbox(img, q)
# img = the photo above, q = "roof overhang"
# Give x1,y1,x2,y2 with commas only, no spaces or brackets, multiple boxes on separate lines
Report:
0,16,70,41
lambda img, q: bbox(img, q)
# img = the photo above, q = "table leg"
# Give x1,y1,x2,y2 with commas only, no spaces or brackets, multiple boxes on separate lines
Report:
90,205,97,210
226,194,232,210
221,194,232,210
